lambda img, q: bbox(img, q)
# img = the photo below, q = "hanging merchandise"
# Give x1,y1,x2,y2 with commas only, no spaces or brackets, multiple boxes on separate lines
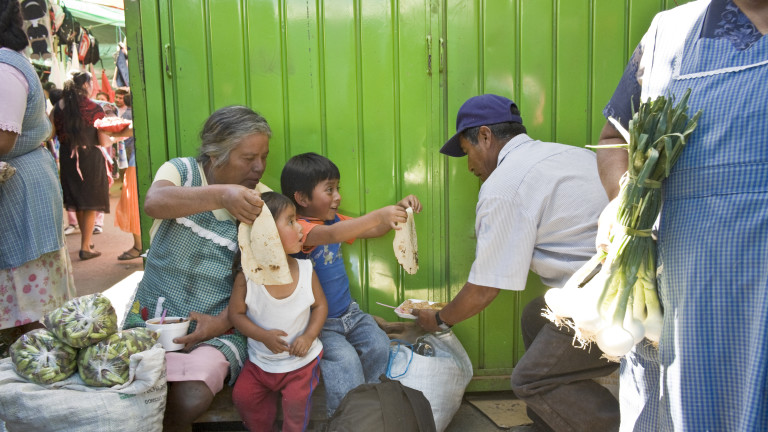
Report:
115,42,129,87
49,3,64,34
68,42,82,75
49,53,64,88
100,68,114,102
21,0,46,19
77,29,90,63
56,6,79,47
83,30,100,65
21,0,53,60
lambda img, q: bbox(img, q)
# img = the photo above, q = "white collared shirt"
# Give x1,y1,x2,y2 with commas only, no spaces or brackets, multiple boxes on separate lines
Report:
468,134,608,290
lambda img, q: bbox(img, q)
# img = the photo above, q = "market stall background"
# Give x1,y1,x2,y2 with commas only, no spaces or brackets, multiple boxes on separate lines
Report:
60,0,125,79
124,0,692,391
24,0,125,85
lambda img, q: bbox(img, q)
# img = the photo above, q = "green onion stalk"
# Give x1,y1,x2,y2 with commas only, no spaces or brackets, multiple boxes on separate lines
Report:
545,90,701,360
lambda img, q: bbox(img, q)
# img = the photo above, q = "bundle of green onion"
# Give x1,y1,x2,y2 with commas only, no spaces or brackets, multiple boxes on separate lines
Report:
545,89,701,359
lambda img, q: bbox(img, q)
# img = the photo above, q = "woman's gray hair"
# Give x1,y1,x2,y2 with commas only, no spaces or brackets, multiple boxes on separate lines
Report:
197,106,272,169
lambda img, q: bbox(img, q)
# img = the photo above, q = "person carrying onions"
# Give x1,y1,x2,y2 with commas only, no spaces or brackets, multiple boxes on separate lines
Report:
414,94,615,432
596,0,768,430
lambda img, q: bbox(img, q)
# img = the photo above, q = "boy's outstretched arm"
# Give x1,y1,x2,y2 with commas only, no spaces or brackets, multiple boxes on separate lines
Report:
303,195,423,246
228,271,289,354
358,194,423,238
290,271,328,357
302,206,402,246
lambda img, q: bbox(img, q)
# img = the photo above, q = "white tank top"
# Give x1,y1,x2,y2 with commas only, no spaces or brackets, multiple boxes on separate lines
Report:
244,259,322,373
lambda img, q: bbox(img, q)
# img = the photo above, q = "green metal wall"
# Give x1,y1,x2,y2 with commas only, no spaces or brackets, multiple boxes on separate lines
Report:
125,0,684,391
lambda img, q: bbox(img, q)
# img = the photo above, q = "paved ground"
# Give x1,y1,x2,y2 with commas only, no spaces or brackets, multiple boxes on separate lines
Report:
66,180,143,297
65,180,532,431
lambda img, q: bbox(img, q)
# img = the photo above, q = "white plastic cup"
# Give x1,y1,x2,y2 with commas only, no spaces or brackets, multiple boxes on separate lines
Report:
145,317,190,351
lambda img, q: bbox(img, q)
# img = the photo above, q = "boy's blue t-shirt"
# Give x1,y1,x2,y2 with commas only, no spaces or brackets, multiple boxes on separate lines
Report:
293,214,353,318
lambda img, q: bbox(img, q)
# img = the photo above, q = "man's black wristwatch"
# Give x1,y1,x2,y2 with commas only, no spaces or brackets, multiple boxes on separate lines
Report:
434,311,452,331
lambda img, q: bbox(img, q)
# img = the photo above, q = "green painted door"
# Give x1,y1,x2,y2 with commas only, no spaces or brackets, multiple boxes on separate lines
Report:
125,0,684,391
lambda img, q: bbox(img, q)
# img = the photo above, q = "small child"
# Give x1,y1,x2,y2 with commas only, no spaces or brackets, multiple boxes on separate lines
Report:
229,192,328,432
280,152,422,416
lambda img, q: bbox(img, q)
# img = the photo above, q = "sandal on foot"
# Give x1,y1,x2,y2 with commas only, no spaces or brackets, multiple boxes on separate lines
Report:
118,247,142,261
79,250,102,260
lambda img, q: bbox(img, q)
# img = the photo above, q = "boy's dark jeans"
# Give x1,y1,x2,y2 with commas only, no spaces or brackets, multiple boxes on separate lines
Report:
511,296,620,432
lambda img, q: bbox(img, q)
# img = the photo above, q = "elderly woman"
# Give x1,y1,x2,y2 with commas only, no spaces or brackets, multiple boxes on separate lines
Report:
0,0,75,356
123,105,271,431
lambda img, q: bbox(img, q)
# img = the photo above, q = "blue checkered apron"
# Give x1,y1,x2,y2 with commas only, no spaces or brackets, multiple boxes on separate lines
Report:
124,157,246,383
0,49,62,269
620,2,768,430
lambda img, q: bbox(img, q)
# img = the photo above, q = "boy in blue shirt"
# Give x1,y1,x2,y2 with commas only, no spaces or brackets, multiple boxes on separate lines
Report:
281,152,422,416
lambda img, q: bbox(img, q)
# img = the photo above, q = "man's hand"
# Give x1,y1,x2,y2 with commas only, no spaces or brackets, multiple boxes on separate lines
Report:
413,309,441,332
220,185,264,224
397,195,423,213
174,311,233,351
262,329,290,354
413,283,500,332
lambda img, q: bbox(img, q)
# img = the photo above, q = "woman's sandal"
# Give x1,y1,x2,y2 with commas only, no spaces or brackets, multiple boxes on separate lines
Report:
79,250,102,260
118,247,142,261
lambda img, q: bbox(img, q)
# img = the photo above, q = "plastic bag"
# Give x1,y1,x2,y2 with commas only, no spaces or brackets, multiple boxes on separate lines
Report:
9,329,78,385
386,331,474,432
116,140,129,169
44,293,118,348
77,328,158,387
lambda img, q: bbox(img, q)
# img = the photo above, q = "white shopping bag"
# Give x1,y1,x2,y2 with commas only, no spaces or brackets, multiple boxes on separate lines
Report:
386,331,473,432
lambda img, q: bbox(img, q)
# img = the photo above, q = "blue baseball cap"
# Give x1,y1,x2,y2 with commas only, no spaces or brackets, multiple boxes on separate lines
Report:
440,94,523,157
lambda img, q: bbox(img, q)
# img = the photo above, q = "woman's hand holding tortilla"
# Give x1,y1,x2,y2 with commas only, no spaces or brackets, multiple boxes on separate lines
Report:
221,185,264,224
174,310,234,351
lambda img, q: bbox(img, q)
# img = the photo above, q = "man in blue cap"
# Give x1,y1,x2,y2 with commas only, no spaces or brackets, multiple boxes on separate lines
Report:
415,94,618,431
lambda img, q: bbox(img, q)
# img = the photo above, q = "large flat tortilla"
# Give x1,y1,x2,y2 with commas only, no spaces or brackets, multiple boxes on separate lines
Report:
393,207,418,274
238,204,292,285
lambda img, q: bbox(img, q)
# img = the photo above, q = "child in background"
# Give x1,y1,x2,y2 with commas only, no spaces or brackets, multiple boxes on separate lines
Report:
229,192,328,432
280,152,422,416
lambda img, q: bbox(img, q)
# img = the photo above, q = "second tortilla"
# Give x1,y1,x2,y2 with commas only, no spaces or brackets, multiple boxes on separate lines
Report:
238,204,292,285
393,207,418,274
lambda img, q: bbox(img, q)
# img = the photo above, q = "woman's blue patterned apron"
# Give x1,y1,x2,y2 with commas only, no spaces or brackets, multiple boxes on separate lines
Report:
621,2,768,431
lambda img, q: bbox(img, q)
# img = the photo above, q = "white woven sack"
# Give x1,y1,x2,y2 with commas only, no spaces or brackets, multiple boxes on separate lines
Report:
0,345,166,432
387,331,473,432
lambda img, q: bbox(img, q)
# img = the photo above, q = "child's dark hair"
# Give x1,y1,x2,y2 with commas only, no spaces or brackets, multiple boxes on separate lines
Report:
261,191,294,220
280,152,340,208
232,192,295,277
